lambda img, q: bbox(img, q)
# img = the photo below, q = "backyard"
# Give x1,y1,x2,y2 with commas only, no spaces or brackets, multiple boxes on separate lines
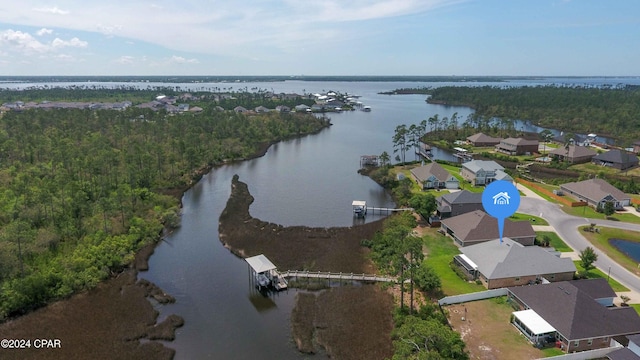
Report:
446,297,554,360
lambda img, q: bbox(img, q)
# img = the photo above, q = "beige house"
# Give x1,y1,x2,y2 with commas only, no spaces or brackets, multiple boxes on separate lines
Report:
454,237,576,289
495,137,539,156
549,145,597,164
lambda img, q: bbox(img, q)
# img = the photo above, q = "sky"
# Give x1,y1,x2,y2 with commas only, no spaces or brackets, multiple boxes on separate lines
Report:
0,0,638,76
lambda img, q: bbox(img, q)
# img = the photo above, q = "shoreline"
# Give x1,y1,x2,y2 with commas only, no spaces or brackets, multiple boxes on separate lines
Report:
0,120,332,359
218,175,395,359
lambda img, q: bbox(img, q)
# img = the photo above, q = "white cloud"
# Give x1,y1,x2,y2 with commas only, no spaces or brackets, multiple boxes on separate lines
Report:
0,0,463,58
115,55,135,64
0,29,49,54
168,55,199,64
36,28,53,36
52,37,88,48
0,29,88,58
33,6,70,15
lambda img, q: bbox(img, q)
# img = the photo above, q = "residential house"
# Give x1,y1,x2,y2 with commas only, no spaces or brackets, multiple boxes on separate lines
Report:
633,141,640,155
453,237,575,289
441,210,536,247
495,137,539,156
436,190,484,219
275,105,290,113
550,145,597,164
560,178,631,210
234,106,248,113
592,150,639,170
508,279,640,353
254,106,270,113
607,334,640,360
466,132,502,146
410,162,459,190
461,160,512,186
294,104,311,112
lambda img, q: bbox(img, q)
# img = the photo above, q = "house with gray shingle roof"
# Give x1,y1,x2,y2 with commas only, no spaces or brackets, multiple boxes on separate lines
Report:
436,190,483,219
441,210,536,247
466,132,502,146
592,149,639,170
495,137,539,155
550,145,597,164
508,279,640,353
607,334,640,360
454,237,575,289
461,160,512,186
409,162,459,190
560,178,631,210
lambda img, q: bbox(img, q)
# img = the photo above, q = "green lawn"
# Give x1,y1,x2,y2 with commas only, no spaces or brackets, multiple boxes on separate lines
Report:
541,348,565,357
510,213,549,226
570,162,640,177
573,261,629,292
562,205,640,225
422,231,485,296
582,227,640,277
536,231,572,252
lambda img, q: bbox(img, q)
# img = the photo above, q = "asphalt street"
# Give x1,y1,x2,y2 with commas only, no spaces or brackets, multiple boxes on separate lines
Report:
519,197,640,294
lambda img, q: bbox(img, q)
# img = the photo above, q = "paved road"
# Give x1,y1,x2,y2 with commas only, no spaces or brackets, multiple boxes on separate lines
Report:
519,197,640,295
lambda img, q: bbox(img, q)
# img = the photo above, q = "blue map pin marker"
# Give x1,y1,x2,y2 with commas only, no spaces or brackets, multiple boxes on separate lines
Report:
481,180,521,243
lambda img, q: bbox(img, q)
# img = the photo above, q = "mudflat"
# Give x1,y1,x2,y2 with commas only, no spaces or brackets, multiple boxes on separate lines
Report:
0,261,181,360
219,175,395,359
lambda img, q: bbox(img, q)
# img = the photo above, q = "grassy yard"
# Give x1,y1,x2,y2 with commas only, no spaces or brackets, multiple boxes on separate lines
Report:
581,227,640,278
536,231,572,252
447,298,548,359
510,213,549,226
421,230,485,296
573,260,629,292
570,162,640,177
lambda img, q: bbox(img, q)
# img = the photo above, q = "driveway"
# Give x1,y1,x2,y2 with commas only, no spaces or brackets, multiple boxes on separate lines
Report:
519,197,640,294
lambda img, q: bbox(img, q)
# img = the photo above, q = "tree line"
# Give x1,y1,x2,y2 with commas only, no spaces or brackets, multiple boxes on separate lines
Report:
362,212,468,360
427,85,640,144
0,92,328,320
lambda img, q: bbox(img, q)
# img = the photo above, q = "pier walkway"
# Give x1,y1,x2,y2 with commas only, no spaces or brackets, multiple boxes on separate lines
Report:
280,270,399,283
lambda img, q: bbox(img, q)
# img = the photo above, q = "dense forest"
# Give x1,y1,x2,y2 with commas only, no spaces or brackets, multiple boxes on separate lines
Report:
427,85,640,144
0,91,328,320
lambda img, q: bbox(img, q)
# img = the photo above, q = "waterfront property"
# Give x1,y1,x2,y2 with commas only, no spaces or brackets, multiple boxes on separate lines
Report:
461,160,512,186
454,237,575,289
441,210,536,247
549,145,597,164
466,132,502,147
436,190,484,219
508,279,640,353
410,162,459,190
560,178,631,210
592,149,640,170
495,137,539,156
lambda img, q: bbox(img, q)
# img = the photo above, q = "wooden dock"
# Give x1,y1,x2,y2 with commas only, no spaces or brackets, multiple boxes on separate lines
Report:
280,270,398,283
367,207,414,215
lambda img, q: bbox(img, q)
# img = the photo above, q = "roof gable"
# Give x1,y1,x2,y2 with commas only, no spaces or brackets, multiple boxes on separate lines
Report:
593,149,639,165
441,210,535,241
550,145,597,158
461,238,575,279
410,162,455,183
560,178,629,203
509,280,640,340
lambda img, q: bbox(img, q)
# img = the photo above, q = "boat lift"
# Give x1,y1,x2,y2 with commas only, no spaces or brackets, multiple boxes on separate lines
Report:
245,254,288,290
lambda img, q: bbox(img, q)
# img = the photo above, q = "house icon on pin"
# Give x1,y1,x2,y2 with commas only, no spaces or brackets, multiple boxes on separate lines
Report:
493,192,510,205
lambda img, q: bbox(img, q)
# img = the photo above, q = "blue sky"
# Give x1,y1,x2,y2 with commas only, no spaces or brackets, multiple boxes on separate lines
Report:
0,0,638,76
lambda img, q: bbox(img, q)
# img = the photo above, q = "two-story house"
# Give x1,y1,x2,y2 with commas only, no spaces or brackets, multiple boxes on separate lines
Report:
436,190,484,219
461,160,512,186
495,137,539,156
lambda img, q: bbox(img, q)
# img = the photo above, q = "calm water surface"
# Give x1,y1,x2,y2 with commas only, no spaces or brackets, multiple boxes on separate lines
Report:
138,83,475,359
2,77,636,357
610,239,640,263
